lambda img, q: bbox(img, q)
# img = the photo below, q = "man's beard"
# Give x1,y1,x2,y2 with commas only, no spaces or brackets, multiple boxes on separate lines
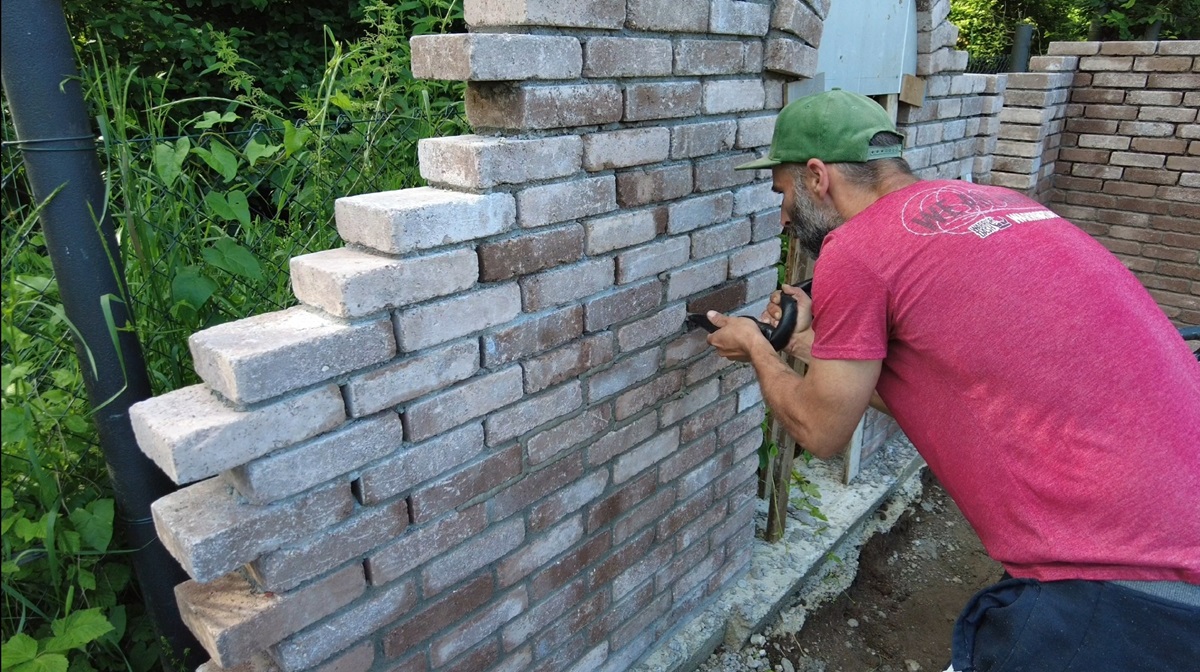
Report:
785,190,843,260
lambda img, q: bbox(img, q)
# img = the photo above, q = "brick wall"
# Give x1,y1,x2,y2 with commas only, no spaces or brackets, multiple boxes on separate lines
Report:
132,6,1195,672
985,40,1199,326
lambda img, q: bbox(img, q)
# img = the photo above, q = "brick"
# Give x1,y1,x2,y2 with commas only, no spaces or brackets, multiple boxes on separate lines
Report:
659,379,721,429
1077,134,1131,151
584,279,664,331
1124,167,1179,185
248,501,408,592
615,370,684,421
670,120,737,159
479,224,584,282
528,532,610,601
626,0,709,31
1064,117,1119,134
152,480,354,583
583,127,671,171
434,600,523,668
292,247,477,319
225,412,403,505
585,210,659,255
582,36,672,77
411,34,580,82
503,578,586,651
463,0,625,28
1028,55,1078,72
177,565,365,667
336,188,514,255
616,304,686,353
772,0,822,44
667,256,729,301
273,579,417,670
607,533,670,600
675,39,748,75
1048,41,1100,56
686,281,748,316
1080,55,1133,71
616,236,691,284
587,414,657,468
737,114,776,150
526,408,612,467
667,192,735,234
1119,121,1180,138
1110,152,1166,168
308,643,374,672
131,384,345,485
613,428,680,484
189,307,394,405
520,258,615,310
617,163,694,207
365,504,486,586
497,515,585,588
1150,73,1200,90
1091,72,1149,88
466,82,623,130
404,367,523,442
411,443,523,525
381,571,491,658
624,82,702,122
418,135,582,190
764,36,818,78
587,349,660,402
702,78,766,114
486,382,583,446
522,333,616,396
517,175,618,228
1139,106,1197,123
424,517,526,594
482,306,582,367
730,238,782,277
692,219,752,259
694,153,757,192
343,339,478,418
710,0,770,35
355,423,485,507
394,283,521,352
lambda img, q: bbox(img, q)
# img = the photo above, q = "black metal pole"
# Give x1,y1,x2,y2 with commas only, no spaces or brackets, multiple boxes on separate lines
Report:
1,1,203,667
1010,23,1034,73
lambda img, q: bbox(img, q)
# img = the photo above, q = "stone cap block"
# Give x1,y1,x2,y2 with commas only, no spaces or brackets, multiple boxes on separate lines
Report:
418,134,583,190
464,0,625,29
291,247,478,319
335,187,515,255
130,384,345,485
710,0,770,36
189,307,395,405
466,82,623,131
175,564,365,668
410,34,582,82
764,36,819,78
152,479,354,582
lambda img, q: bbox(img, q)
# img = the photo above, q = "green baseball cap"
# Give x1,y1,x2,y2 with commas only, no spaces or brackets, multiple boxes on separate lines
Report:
736,89,904,170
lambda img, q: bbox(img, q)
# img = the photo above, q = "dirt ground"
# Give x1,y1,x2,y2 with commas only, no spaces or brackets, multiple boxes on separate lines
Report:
763,470,1004,672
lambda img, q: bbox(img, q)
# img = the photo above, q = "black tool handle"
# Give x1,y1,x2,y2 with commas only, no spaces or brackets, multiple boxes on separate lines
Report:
687,291,802,352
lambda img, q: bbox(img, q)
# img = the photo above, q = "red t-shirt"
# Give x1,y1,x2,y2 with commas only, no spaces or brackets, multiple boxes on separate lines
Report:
810,179,1200,584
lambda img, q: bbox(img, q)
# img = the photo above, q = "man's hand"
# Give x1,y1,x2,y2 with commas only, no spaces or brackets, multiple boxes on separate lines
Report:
760,284,815,362
705,312,774,362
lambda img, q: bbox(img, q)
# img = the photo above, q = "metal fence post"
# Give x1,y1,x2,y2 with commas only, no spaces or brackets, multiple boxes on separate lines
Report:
1010,23,1034,73
1,0,202,667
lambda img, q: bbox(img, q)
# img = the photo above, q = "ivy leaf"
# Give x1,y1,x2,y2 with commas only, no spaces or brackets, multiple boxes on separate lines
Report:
11,653,69,672
330,91,355,111
68,499,113,553
44,608,113,654
203,190,236,222
171,266,217,310
152,137,189,188
1,633,38,666
14,516,42,542
1,408,29,444
226,190,252,229
193,141,239,181
245,138,282,167
193,110,239,130
282,120,312,157
1,487,13,510
202,238,263,281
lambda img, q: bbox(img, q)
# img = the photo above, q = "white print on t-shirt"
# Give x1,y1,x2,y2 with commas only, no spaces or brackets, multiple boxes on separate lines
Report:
901,183,1055,238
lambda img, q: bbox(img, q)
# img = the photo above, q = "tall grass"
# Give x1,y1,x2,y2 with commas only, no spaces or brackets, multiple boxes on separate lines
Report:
2,2,467,668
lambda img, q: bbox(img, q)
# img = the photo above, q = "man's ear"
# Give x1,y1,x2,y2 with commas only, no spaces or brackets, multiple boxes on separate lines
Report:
804,158,832,199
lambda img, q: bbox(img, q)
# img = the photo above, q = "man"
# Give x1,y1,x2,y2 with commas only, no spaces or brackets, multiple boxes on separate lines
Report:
704,89,1200,670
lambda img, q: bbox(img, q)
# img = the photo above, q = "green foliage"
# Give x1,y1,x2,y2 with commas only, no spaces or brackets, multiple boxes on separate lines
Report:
1081,0,1200,40
4,2,467,669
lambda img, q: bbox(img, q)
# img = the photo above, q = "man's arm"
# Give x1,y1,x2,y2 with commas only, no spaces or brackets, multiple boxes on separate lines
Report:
707,315,881,458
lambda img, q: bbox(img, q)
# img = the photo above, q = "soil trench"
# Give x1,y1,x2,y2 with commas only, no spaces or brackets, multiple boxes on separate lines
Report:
704,470,1004,672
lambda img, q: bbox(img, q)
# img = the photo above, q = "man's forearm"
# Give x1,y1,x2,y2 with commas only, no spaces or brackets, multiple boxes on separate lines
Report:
746,343,841,458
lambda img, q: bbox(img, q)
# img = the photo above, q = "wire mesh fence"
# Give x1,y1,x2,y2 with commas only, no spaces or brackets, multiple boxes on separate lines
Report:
965,53,1013,74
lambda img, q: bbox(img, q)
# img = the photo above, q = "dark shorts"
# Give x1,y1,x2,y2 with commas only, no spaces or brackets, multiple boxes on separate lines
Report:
950,577,1200,672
